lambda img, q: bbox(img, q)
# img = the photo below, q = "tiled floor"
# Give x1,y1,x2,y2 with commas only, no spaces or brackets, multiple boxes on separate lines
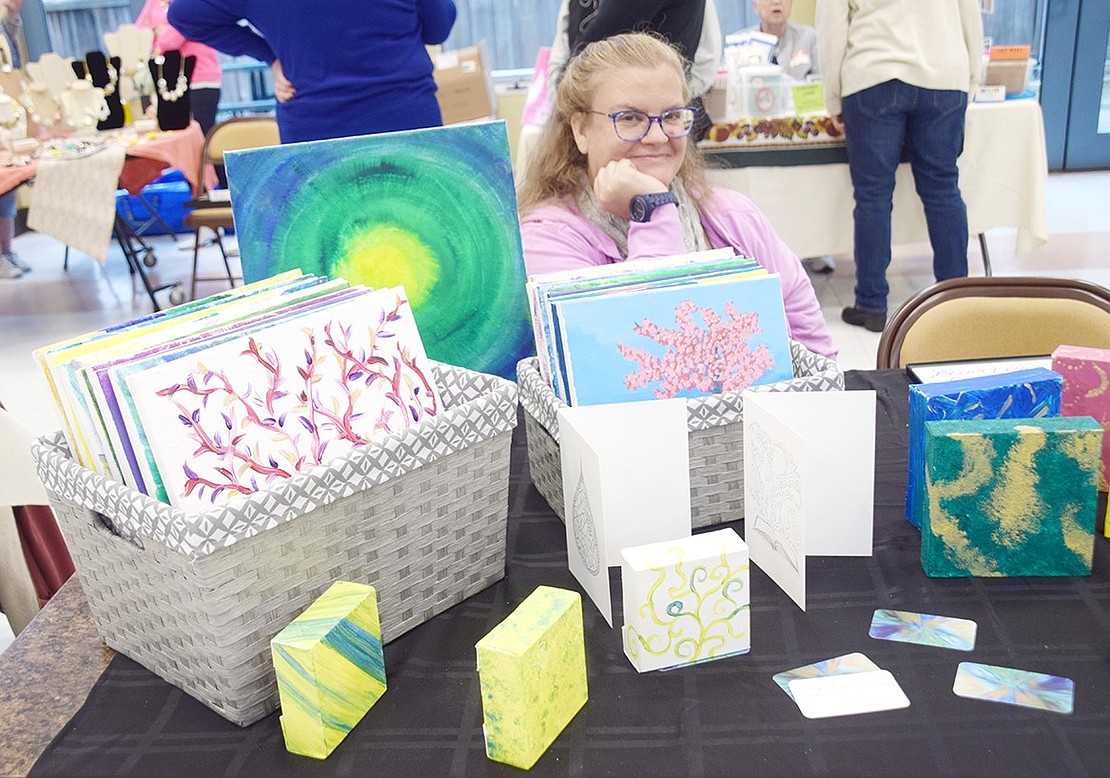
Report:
2,169,1109,440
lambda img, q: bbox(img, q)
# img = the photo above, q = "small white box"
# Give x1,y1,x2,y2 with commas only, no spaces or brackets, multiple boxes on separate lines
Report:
621,528,750,673
726,65,792,121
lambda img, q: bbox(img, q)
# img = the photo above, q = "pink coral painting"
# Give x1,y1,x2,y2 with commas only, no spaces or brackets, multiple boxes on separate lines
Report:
555,274,793,406
618,300,775,398
126,287,440,512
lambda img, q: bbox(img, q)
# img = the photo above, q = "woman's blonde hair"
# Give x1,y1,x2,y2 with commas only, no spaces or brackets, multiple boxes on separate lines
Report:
516,32,711,215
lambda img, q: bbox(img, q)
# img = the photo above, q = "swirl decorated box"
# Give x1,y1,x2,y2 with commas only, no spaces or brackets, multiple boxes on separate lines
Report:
271,581,386,759
475,586,587,770
621,528,750,673
1051,345,1110,495
922,416,1103,578
907,368,1062,530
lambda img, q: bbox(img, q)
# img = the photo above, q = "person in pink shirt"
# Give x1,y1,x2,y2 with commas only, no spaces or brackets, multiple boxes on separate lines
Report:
517,32,837,360
136,0,222,136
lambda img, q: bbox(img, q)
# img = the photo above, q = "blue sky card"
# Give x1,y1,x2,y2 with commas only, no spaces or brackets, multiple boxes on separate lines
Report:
554,273,792,406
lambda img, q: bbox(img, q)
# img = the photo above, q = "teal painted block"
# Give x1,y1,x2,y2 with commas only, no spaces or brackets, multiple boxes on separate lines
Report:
922,416,1103,577
475,586,587,770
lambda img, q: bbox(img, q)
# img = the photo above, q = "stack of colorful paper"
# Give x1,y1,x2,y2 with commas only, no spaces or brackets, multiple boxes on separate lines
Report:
271,580,387,759
526,248,794,406
906,368,1062,529
475,586,587,770
33,272,441,513
922,416,1103,577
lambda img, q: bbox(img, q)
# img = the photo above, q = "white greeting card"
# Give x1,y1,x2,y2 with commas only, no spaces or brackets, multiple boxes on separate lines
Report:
742,390,876,610
558,399,690,625
788,670,910,719
0,409,49,507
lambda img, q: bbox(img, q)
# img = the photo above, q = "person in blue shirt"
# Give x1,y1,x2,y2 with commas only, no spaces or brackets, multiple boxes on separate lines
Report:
168,0,457,144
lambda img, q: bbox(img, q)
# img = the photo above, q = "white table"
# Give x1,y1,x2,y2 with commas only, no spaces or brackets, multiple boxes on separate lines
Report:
703,99,1048,261
516,100,1048,265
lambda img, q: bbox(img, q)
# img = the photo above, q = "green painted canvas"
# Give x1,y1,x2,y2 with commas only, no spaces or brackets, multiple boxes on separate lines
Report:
224,121,533,380
475,586,587,770
271,581,387,759
922,416,1103,577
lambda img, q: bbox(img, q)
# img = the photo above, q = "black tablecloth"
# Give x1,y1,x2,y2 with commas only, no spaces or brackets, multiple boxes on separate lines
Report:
30,370,1110,778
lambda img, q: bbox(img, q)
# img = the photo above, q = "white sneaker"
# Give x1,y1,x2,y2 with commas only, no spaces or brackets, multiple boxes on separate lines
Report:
2,252,29,273
0,259,21,279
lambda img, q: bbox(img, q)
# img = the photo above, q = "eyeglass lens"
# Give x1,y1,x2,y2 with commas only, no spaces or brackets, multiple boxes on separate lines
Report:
612,108,696,140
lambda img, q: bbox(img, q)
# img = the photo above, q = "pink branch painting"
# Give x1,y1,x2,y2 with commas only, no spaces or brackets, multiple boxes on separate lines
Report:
618,300,775,398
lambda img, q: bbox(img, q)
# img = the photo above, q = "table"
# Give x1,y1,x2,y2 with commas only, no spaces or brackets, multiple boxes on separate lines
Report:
15,124,212,309
702,100,1049,261
7,370,1110,778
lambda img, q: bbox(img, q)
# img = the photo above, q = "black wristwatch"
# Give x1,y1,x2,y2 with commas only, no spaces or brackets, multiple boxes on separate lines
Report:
629,192,679,223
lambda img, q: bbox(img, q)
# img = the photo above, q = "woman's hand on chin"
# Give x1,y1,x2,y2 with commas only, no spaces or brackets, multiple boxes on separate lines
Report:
593,159,668,220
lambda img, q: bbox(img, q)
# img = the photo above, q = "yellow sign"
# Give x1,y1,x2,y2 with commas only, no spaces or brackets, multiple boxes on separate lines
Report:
791,82,826,116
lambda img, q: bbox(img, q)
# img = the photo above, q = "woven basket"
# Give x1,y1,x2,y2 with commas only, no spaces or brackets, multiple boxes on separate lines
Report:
33,362,518,727
518,340,843,528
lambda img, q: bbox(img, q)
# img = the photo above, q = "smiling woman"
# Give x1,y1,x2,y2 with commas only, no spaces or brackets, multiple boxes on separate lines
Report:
515,32,839,360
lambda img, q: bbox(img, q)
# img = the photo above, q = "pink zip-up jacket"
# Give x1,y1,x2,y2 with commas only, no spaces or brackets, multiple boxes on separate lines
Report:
136,0,222,87
520,188,838,360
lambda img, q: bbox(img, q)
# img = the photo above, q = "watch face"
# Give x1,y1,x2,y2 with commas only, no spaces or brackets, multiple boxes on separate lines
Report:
631,197,647,221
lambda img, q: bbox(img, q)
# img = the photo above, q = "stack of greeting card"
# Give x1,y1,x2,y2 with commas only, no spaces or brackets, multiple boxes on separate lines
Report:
34,272,441,513
526,249,795,406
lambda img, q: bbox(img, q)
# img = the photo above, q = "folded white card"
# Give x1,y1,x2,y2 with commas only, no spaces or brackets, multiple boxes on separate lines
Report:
0,408,49,507
558,399,691,625
788,670,910,719
742,389,876,610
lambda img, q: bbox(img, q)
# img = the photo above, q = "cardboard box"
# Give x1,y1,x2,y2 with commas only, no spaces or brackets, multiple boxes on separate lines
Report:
432,44,495,124
985,58,1033,96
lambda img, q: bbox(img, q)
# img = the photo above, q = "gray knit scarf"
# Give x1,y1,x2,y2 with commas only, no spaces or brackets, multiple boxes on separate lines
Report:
574,176,709,259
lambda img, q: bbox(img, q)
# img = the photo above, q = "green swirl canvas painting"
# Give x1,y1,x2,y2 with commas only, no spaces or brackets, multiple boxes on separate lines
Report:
224,121,532,379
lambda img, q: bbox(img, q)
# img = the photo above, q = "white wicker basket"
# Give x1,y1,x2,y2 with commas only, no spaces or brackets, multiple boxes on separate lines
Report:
518,340,843,527
33,362,518,727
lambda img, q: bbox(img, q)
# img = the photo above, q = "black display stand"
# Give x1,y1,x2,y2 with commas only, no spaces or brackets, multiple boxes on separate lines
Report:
70,51,125,130
147,51,195,131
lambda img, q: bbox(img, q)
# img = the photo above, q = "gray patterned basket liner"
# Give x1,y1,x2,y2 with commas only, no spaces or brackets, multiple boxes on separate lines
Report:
31,361,518,726
35,362,517,558
518,340,843,527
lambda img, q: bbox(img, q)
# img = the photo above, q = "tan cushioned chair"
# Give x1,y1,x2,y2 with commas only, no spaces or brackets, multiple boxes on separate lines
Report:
876,276,1110,369
184,116,281,300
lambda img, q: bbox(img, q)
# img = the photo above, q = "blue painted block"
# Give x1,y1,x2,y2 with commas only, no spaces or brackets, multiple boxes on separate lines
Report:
907,368,1061,530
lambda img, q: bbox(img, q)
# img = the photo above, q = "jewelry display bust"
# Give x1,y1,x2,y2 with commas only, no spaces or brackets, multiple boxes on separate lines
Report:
104,23,154,102
0,94,27,150
70,51,125,130
146,50,194,131
60,80,109,134
19,82,65,136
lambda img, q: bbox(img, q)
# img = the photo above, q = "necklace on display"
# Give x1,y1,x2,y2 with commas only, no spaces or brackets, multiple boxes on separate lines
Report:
155,54,187,102
18,88,61,128
0,103,23,129
85,58,118,97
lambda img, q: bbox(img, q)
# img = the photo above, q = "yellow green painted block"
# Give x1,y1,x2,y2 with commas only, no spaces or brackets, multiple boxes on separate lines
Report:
271,580,387,759
923,416,1103,577
475,586,587,770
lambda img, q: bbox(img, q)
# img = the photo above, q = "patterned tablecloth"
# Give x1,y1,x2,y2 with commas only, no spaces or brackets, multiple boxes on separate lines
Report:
19,122,211,263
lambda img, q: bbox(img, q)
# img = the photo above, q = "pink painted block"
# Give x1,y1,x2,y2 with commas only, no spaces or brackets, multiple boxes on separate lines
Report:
1052,345,1110,495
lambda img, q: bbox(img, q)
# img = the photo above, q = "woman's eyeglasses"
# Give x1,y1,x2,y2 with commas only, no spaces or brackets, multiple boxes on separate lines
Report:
589,106,700,141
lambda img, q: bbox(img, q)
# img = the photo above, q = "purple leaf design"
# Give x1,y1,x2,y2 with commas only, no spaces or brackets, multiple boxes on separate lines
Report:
299,417,315,433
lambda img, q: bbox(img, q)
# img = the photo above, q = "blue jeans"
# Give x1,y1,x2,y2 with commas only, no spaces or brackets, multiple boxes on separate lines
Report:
843,80,969,312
